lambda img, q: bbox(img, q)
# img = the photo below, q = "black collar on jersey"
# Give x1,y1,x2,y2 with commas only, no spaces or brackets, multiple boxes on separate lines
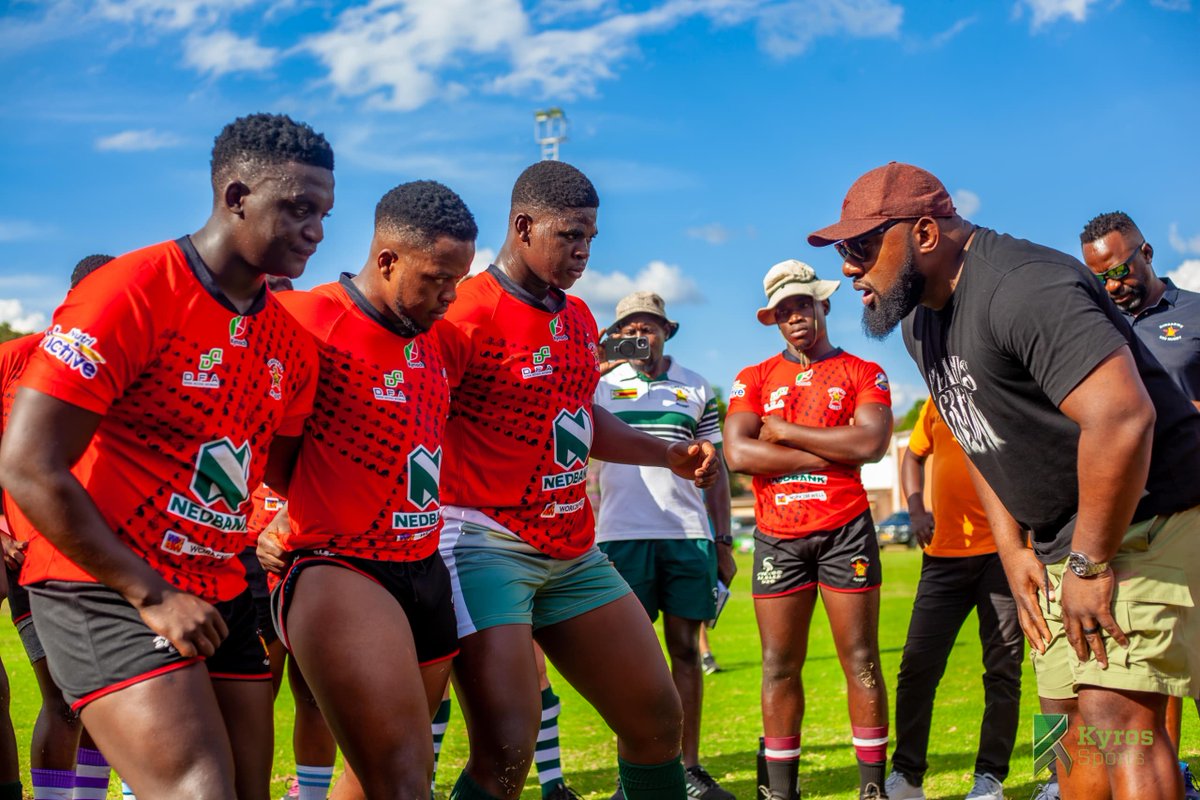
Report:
487,264,567,314
176,236,268,316
782,346,843,365
338,273,422,338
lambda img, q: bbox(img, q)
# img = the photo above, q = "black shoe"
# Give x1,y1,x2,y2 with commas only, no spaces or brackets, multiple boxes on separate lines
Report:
544,785,582,800
685,765,735,800
860,782,887,800
610,779,625,800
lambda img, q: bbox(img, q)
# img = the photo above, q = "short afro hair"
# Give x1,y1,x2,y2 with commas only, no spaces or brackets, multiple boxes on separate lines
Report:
71,254,114,289
211,113,334,191
510,160,599,215
375,180,478,246
1081,211,1140,245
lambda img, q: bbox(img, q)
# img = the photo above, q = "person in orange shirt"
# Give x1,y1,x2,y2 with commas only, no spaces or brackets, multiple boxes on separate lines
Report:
884,397,1023,800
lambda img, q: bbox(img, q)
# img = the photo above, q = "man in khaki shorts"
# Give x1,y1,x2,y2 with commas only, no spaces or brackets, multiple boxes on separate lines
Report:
809,161,1200,800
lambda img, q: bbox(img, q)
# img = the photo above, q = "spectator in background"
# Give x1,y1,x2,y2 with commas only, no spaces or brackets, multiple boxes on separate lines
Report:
593,291,737,800
884,397,1022,800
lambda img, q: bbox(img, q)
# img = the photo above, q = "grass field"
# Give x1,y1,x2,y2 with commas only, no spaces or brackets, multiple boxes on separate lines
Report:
0,547,1195,799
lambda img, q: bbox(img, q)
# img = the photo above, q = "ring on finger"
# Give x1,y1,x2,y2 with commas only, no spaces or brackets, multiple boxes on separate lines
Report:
1082,625,1101,635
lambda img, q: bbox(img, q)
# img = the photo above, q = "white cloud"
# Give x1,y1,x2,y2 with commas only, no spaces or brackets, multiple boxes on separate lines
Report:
183,29,280,76
754,0,903,58
303,0,907,111
1019,0,1101,30
92,0,257,30
686,223,731,245
0,220,55,242
928,16,976,48
0,300,47,333
1151,0,1191,10
95,129,184,152
889,381,928,413
1166,259,1200,292
1168,223,1200,256
468,247,496,276
304,0,527,111
572,260,704,315
952,188,981,217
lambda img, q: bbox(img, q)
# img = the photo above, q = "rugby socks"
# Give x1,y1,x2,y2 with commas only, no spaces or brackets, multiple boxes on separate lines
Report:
31,768,73,800
296,765,334,800
450,771,502,800
852,725,888,796
431,697,452,793
73,747,111,800
535,686,565,796
617,755,685,800
763,736,801,800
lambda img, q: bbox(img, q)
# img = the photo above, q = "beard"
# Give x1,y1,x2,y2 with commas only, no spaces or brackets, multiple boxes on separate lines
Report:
862,243,925,340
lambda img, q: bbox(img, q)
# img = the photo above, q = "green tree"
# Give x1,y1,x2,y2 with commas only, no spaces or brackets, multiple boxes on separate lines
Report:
712,385,751,497
894,398,925,432
0,322,27,345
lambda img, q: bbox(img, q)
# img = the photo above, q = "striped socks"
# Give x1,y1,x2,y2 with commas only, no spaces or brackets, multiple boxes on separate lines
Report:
31,768,73,800
535,686,564,796
763,735,801,800
296,764,333,800
73,748,110,800
432,697,452,795
852,725,888,795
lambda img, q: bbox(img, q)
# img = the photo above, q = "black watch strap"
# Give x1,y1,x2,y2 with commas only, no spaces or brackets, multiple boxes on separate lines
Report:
715,534,734,546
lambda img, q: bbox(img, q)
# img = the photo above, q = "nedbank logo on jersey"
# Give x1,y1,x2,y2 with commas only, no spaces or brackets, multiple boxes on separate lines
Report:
405,340,424,368
549,316,568,342
229,316,249,347
542,407,592,491
392,446,442,536
167,438,251,533
42,325,106,379
770,473,828,485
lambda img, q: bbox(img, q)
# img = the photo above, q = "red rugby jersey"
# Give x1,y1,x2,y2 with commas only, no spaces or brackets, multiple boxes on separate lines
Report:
0,334,41,536
728,349,891,537
440,267,601,559
246,483,287,537
275,277,450,561
14,239,318,602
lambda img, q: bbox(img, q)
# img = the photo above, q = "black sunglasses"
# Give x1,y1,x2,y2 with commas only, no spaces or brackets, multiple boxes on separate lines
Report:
1094,240,1145,283
834,219,907,263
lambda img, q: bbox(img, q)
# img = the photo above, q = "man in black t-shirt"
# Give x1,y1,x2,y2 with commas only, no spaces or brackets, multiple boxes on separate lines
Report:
807,162,1200,800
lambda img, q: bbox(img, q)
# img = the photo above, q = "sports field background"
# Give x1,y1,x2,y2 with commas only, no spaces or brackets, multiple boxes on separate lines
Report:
1,547,1194,799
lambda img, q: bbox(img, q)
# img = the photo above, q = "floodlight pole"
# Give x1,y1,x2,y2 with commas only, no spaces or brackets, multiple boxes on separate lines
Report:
534,107,568,161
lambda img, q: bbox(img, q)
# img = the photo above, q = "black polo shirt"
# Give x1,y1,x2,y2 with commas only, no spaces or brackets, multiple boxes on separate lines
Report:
1126,278,1200,402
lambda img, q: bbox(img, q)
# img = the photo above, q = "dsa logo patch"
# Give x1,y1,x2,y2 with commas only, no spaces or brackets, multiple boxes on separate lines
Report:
373,369,406,403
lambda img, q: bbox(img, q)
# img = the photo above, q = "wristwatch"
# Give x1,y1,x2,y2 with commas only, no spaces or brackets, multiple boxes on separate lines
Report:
1067,551,1110,578
715,534,734,546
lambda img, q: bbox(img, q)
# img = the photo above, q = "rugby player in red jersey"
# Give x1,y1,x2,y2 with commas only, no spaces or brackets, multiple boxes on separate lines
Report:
436,160,718,800
723,260,893,800
254,180,476,798
0,255,126,800
0,113,332,800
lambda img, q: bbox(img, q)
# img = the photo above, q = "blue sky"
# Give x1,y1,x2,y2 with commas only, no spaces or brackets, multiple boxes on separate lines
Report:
2,0,1198,411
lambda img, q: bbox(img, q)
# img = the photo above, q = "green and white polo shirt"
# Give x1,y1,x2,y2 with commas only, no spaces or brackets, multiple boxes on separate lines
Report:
592,360,722,541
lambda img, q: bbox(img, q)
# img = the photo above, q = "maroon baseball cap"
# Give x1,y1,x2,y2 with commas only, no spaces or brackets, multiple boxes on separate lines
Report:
807,162,957,247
